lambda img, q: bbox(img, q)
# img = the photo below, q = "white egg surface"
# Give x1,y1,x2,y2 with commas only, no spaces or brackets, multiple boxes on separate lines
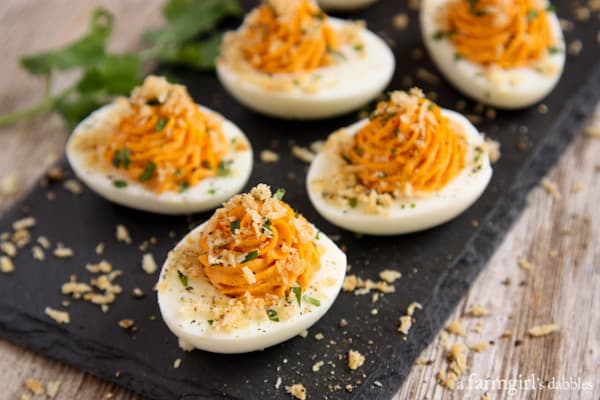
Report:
157,184,347,353
421,0,565,109
216,0,395,119
66,76,253,215
307,89,493,235
318,0,379,11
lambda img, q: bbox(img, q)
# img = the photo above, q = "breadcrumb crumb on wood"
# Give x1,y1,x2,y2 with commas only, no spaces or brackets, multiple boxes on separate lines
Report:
467,304,489,317
63,179,83,194
291,146,316,163
116,224,132,244
0,256,15,273
12,217,36,231
378,269,402,283
446,319,467,336
481,394,490,400
348,349,365,370
46,380,61,398
260,149,280,163
541,178,561,199
25,379,44,395
285,383,307,400
1,172,18,196
448,343,468,374
437,370,458,390
470,342,488,352
142,253,157,274
528,323,559,337
571,182,587,193
44,307,70,324
518,257,534,271
173,358,182,368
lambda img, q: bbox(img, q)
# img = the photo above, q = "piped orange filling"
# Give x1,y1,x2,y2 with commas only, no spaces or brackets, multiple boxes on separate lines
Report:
444,0,554,68
199,185,321,299
240,0,340,74
104,76,229,193
342,89,467,194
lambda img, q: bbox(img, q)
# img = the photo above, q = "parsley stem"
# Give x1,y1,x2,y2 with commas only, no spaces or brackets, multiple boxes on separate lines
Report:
0,97,54,127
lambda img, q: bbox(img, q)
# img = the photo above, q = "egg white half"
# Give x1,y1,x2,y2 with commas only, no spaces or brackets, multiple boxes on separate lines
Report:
66,103,253,215
318,0,379,11
421,0,565,109
307,109,492,235
216,18,395,120
157,222,347,354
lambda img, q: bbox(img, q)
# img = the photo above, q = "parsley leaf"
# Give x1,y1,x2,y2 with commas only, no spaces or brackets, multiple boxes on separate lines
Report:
349,198,358,208
291,286,302,307
113,180,127,188
177,270,188,287
138,161,156,182
303,295,321,306
242,250,259,263
112,147,130,169
273,188,286,200
155,116,169,131
266,309,279,322
230,220,241,233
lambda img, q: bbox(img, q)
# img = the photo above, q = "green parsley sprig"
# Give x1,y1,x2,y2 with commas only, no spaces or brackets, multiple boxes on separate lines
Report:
0,0,242,128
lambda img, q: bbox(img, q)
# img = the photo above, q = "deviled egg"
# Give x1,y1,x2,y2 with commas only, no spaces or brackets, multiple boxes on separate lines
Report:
66,76,253,215
307,88,492,235
157,184,346,353
318,0,379,11
217,0,395,119
421,0,565,108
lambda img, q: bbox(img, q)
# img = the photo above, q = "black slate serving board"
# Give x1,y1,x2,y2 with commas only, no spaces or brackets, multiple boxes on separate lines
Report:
1,1,599,399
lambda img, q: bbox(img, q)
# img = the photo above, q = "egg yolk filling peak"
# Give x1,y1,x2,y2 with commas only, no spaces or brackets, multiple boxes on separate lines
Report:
102,76,231,193
198,184,322,300
318,88,468,212
440,0,555,69
232,0,341,74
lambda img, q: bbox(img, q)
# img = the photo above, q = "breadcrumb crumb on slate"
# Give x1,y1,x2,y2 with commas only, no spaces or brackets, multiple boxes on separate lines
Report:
173,358,182,369
37,236,51,249
348,349,365,370
285,383,307,400
116,224,132,244
142,253,157,274
63,179,83,194
12,217,36,231
378,269,401,283
118,319,135,329
53,245,74,258
95,242,105,255
398,316,412,335
32,246,45,261
25,379,44,395
1,241,17,257
392,13,409,30
312,360,324,372
528,324,559,337
446,319,467,336
483,138,501,163
44,307,70,324
292,146,316,163
260,149,280,163
1,256,15,273
274,377,282,389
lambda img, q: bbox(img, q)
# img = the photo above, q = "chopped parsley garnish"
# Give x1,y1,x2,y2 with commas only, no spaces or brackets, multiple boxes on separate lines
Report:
179,181,189,193
146,98,161,106
230,220,241,233
303,295,321,307
526,9,539,21
548,46,562,54
154,116,169,131
138,161,156,182
315,230,321,240
208,188,217,195
314,11,325,20
242,250,259,263
349,197,358,208
353,44,364,52
177,270,188,287
341,154,353,164
410,203,416,208
327,46,347,61
217,160,231,176
112,147,130,169
273,188,286,200
432,30,454,41
291,286,302,307
113,180,127,188
207,319,214,326
546,4,556,12
263,219,272,233
454,53,465,61
266,309,279,322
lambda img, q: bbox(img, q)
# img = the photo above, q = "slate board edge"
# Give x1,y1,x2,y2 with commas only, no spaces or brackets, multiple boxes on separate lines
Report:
0,61,598,400
355,60,600,400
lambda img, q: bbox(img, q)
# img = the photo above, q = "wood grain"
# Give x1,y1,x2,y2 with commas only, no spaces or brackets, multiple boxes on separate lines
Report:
0,1,598,399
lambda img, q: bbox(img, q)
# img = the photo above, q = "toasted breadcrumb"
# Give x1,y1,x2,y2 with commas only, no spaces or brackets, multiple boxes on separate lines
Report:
142,253,157,274
25,379,44,395
118,319,135,329
37,236,51,249
398,316,413,335
393,13,409,30
1,241,17,257
46,380,61,398
12,217,36,231
312,360,324,372
481,394,490,400
116,224,132,244
95,242,105,255
378,269,402,283
260,149,280,163
348,349,365,370
32,246,45,261
446,319,467,336
416,68,440,85
437,370,458,390
173,358,182,368
314,332,324,341
0,172,18,196
342,274,395,294
292,146,316,163
470,342,488,352
528,324,559,337
448,343,468,374
571,182,587,193
44,307,70,324
53,245,74,258
310,140,324,153
64,179,83,194
518,257,534,271
285,383,307,400
468,304,489,317
274,377,282,389
568,39,582,56
483,138,501,163
407,302,422,316
132,288,145,298
0,256,15,273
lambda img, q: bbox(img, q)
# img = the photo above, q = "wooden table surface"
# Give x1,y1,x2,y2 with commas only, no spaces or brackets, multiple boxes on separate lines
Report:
0,1,598,399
